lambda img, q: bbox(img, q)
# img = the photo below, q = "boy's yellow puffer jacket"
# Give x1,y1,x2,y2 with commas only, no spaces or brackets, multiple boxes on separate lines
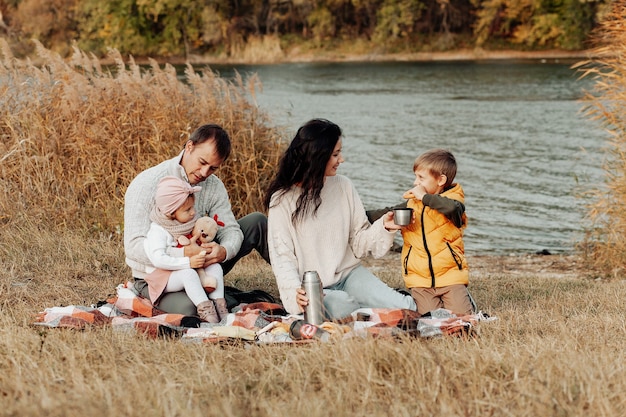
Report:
401,183,469,289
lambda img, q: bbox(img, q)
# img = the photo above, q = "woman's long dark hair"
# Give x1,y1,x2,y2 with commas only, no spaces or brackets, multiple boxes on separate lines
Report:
264,119,342,224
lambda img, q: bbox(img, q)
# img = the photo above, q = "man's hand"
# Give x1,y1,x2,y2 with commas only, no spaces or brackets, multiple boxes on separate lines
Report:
182,239,226,266
201,242,227,266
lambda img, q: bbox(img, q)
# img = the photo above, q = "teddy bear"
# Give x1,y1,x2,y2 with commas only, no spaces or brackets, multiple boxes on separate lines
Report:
177,214,223,293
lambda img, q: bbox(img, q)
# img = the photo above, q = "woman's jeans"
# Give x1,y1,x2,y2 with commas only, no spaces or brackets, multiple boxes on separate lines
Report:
323,265,416,319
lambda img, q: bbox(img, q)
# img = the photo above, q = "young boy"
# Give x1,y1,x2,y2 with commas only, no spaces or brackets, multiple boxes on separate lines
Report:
400,148,474,316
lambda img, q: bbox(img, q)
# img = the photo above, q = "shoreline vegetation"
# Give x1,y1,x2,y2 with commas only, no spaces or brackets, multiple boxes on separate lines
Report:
2,0,607,68
117,47,597,66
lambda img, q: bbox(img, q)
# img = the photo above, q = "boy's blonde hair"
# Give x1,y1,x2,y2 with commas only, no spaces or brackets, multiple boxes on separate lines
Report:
413,149,457,188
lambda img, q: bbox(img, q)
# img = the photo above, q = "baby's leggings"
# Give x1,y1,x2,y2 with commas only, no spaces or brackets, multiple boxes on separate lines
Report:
165,264,224,305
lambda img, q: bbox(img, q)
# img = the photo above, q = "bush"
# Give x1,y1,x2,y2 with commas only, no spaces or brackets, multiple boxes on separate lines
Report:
577,1,626,276
0,40,286,234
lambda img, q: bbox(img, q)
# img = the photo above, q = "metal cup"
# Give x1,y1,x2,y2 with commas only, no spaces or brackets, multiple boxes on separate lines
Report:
289,320,330,342
393,208,413,226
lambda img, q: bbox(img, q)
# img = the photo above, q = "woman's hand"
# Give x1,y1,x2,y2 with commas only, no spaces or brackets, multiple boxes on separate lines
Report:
383,211,402,231
295,288,308,313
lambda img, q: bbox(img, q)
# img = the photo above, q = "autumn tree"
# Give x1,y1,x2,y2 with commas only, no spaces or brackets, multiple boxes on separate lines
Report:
471,0,609,50
0,0,611,59
4,0,79,56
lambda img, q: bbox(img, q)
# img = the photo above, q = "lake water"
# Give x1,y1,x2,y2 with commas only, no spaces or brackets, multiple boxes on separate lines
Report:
206,60,606,256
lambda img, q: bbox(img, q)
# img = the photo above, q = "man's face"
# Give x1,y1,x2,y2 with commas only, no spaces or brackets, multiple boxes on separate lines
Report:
181,140,224,185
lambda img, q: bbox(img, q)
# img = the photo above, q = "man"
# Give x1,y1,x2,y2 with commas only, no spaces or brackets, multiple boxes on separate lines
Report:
124,124,269,315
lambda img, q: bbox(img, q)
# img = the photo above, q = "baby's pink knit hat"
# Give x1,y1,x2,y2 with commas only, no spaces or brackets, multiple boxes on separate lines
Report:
155,176,201,215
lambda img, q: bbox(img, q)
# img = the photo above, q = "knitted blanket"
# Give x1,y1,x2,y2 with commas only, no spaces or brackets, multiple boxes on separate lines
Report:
33,282,495,342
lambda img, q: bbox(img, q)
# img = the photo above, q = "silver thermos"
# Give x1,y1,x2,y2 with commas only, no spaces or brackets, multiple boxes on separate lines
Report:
302,270,325,325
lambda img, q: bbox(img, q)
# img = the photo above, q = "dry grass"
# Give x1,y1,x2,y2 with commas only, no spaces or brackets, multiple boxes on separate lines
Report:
1,224,625,416
1,26,625,417
576,0,626,275
0,39,286,234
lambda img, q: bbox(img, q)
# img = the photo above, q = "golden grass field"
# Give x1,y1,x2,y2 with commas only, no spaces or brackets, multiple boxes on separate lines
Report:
3,2,626,415
2,232,626,416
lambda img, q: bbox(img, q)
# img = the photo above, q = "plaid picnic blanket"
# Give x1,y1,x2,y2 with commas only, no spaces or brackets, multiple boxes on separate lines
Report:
33,282,495,342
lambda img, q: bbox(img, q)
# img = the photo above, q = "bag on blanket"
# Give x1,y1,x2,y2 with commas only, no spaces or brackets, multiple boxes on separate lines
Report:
224,286,277,310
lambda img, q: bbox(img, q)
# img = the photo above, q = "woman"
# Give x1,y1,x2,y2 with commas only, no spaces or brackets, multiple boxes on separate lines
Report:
264,119,416,320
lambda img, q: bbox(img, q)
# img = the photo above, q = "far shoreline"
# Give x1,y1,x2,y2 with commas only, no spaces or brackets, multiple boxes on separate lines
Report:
109,48,598,66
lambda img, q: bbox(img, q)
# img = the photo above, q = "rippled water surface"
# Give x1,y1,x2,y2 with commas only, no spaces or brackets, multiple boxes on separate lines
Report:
207,61,605,255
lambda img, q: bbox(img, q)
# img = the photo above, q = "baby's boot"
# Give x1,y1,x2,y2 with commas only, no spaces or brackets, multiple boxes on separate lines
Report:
213,298,229,321
197,300,219,323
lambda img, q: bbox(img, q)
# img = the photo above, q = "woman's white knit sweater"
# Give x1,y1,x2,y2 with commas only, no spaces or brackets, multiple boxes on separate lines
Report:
268,175,396,314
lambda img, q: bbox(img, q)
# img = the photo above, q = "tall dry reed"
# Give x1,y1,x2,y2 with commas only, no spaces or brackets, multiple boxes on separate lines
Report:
576,0,626,276
0,39,286,236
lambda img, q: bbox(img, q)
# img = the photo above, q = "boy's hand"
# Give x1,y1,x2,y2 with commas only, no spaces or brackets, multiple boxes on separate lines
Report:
404,185,427,201
190,251,206,268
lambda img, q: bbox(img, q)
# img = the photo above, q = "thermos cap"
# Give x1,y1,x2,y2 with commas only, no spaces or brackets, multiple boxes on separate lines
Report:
302,270,320,282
